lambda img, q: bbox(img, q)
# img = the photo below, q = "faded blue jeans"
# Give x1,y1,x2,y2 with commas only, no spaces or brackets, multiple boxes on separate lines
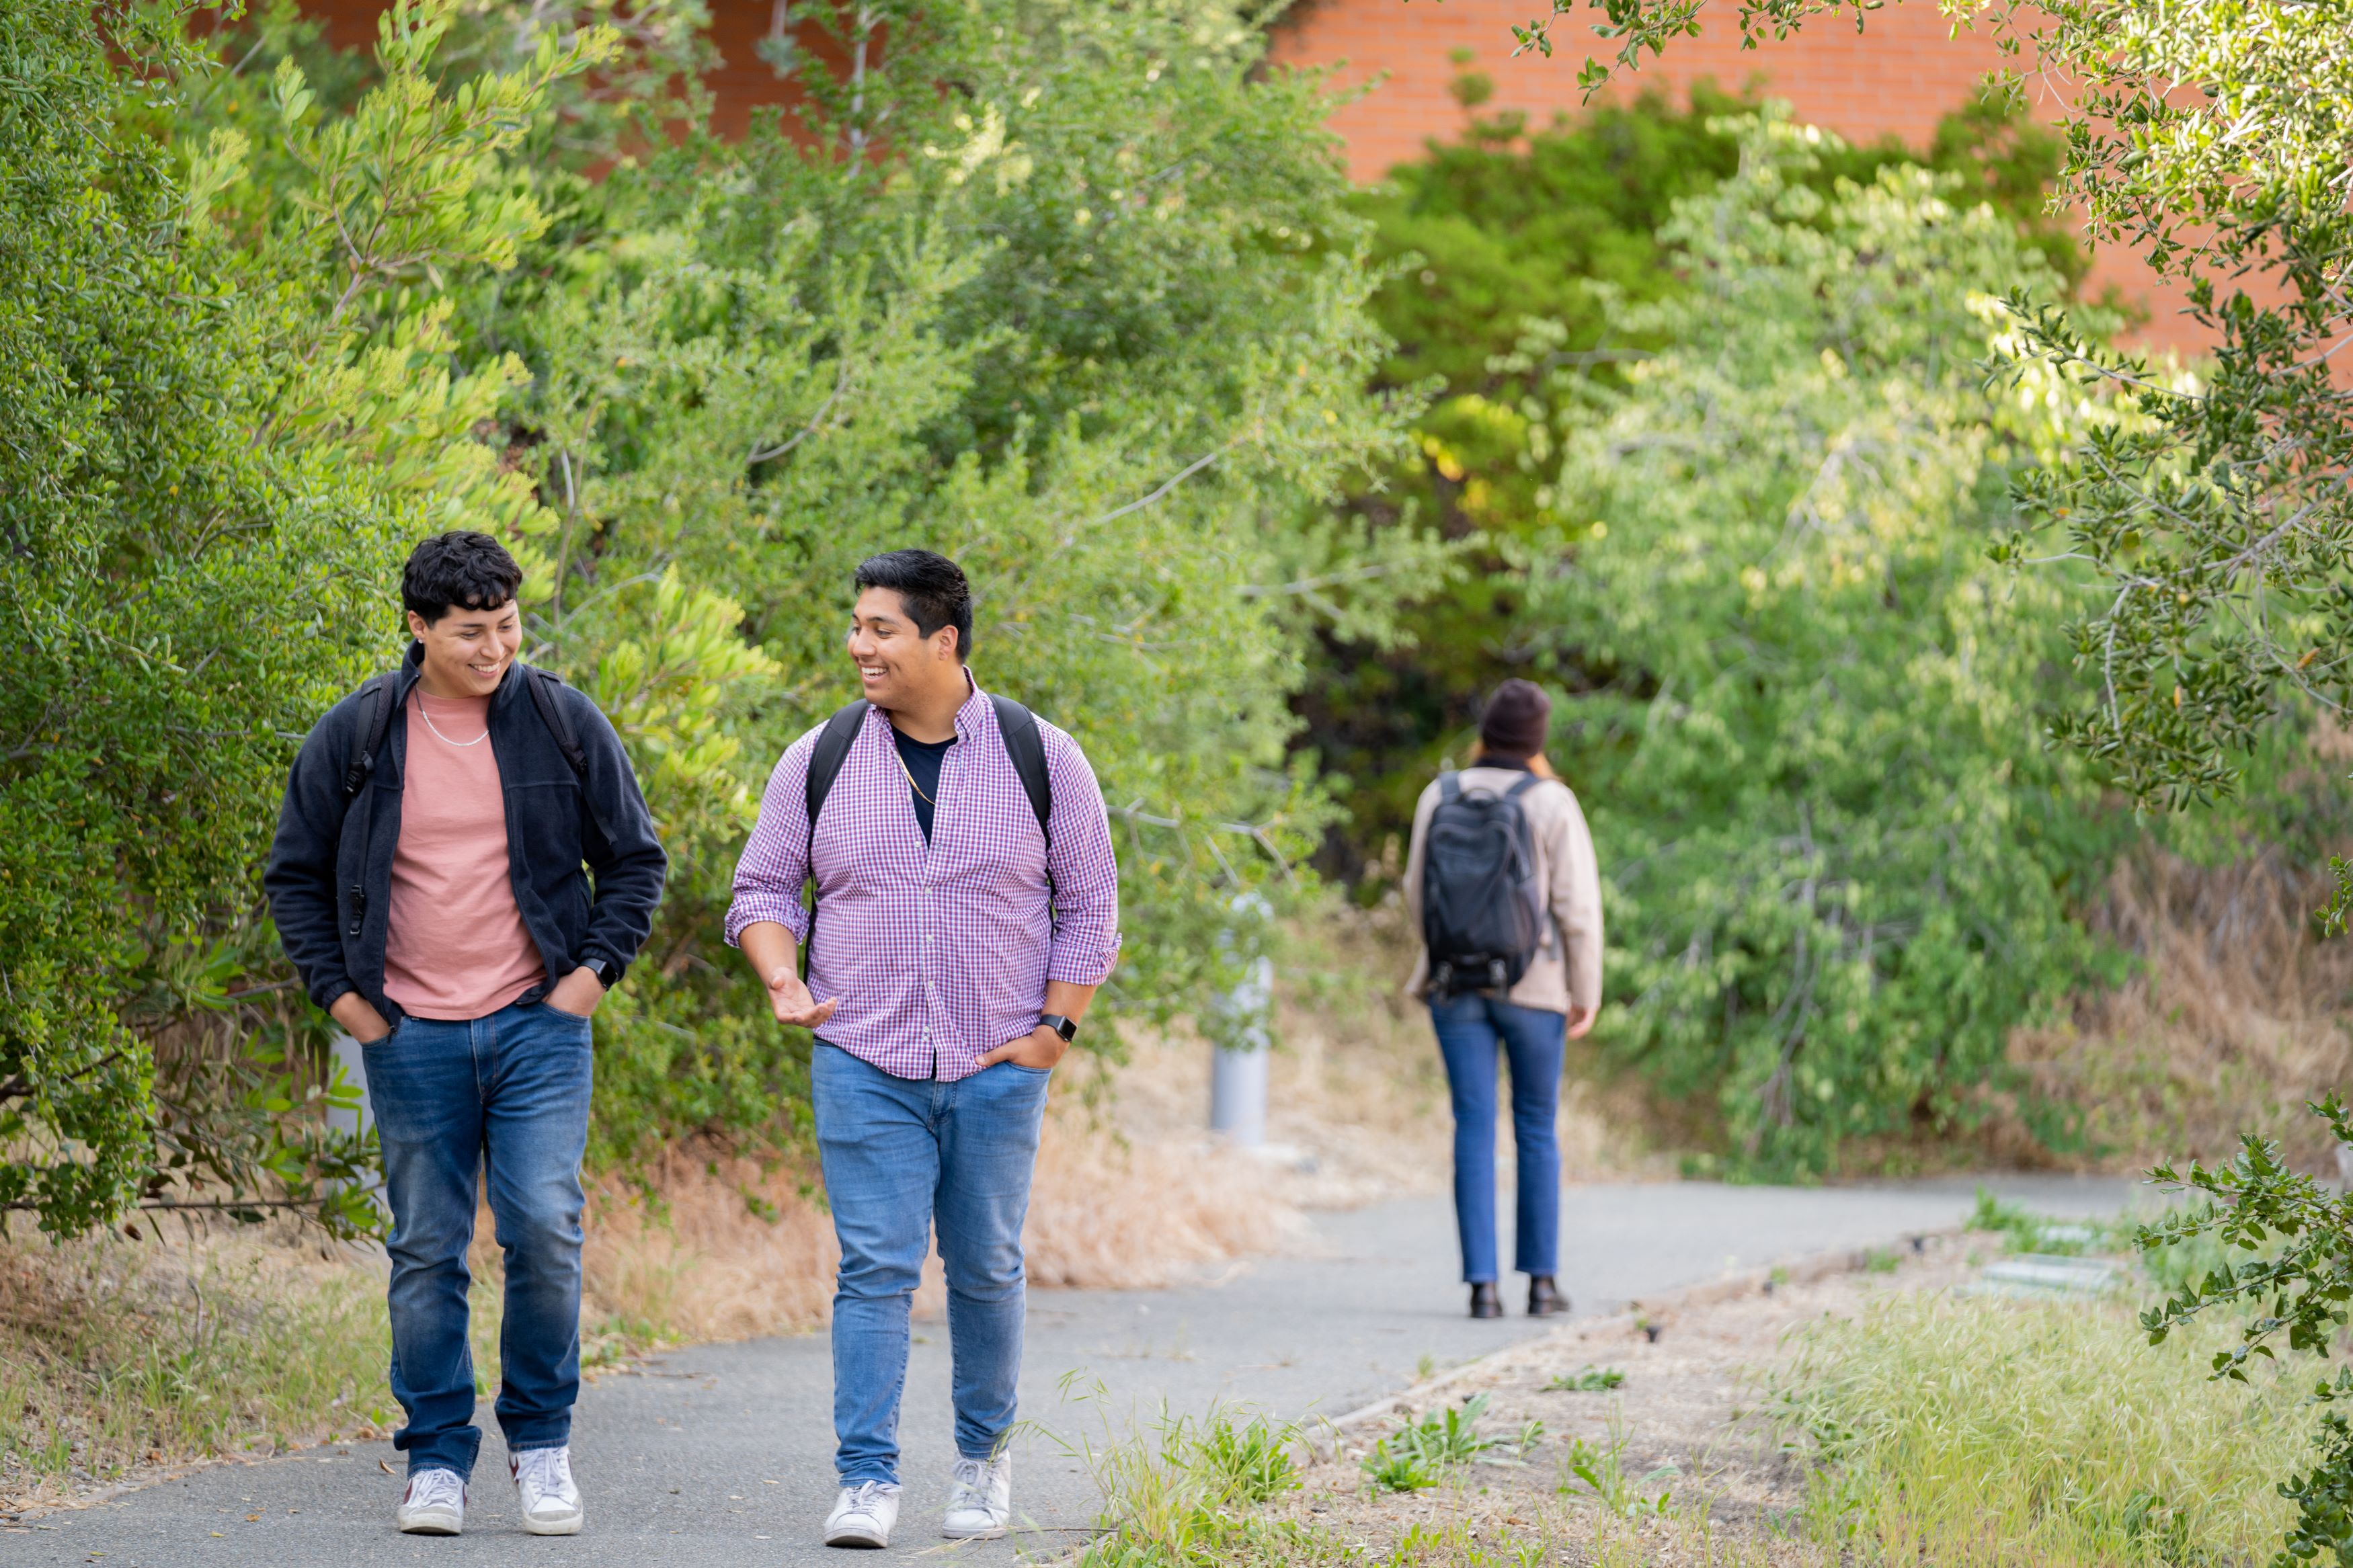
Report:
362,998,594,1479
1428,992,1568,1284
811,1042,1052,1486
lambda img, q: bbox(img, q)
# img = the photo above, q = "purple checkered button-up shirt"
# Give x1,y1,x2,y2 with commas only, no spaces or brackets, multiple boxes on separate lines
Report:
724,676,1121,1081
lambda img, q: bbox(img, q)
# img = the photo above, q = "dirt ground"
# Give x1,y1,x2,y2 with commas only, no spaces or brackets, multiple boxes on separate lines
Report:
1275,1236,1982,1565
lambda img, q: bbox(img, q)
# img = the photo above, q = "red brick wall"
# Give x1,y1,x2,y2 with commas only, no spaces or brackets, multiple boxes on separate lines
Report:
1266,0,2020,181
1267,0,2197,349
301,0,2195,347
308,0,814,140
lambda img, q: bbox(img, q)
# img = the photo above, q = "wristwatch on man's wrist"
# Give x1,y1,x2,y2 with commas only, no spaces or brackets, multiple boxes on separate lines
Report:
583,956,621,989
1037,1013,1078,1044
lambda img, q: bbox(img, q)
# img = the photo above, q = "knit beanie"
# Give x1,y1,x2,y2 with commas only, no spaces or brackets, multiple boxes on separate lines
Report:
1478,679,1550,761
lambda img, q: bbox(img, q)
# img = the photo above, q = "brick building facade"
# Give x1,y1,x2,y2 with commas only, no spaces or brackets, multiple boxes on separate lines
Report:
303,0,2190,345
1265,0,2192,347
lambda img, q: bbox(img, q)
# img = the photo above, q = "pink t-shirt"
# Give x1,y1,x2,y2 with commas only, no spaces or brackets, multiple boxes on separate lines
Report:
382,690,547,1020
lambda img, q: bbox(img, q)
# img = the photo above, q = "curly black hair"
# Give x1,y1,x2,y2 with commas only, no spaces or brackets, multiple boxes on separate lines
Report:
402,531,522,625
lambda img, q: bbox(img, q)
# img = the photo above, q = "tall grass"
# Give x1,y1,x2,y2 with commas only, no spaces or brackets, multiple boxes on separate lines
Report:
0,1229,501,1511
2007,845,2353,1170
1773,1289,2309,1565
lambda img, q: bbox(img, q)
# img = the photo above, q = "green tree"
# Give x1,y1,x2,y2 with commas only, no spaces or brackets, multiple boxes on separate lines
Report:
0,0,612,1237
1304,80,2079,880
490,0,1433,1162
1521,115,2121,1170
1483,0,2353,1554
1486,0,2350,825
165,0,1435,1175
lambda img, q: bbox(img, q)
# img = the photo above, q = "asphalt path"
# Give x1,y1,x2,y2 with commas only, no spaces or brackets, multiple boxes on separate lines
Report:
28,1174,2132,1567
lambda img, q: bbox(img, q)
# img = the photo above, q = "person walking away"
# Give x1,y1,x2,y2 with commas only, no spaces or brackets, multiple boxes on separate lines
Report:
727,549,1121,1550
266,532,667,1537
1404,678,1602,1320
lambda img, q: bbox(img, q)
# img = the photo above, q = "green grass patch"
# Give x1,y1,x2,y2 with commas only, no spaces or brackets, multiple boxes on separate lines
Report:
1556,1407,1677,1518
1773,1287,2308,1565
1965,1188,2126,1257
1361,1395,1502,1491
1544,1365,1626,1392
1064,1401,1339,1567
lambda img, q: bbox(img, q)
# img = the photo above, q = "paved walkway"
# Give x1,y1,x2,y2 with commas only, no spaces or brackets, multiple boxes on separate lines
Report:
27,1174,2130,1566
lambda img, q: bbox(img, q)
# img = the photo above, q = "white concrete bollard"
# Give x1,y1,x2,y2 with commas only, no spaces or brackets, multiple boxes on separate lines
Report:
1209,952,1273,1148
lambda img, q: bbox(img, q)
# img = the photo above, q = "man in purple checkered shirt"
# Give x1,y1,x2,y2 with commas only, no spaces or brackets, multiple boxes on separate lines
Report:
726,550,1119,1550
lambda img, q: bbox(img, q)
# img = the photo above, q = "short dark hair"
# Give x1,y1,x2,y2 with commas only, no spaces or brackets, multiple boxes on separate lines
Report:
854,549,974,661
403,531,522,625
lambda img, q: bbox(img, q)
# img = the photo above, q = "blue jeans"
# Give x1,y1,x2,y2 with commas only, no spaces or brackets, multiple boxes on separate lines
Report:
1428,993,1568,1284
811,1042,1052,1485
361,999,594,1478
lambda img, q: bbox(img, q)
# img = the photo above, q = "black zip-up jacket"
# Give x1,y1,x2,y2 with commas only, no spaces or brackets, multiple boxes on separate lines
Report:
264,645,668,1023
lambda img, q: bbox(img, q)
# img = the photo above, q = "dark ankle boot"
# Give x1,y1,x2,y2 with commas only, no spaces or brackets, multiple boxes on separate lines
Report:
1527,1276,1568,1317
1468,1282,1503,1319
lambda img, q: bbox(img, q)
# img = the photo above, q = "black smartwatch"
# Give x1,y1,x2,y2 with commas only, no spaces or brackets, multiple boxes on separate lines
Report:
583,956,621,989
1037,1013,1078,1044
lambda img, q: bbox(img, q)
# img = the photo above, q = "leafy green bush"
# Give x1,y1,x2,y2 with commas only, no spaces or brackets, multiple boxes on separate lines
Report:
1307,84,2080,876
1515,114,2129,1172
0,0,603,1235
2138,1101,2353,1568
5,0,1424,1232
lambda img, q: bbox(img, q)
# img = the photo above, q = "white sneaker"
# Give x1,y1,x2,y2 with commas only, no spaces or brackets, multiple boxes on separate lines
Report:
824,1481,900,1549
395,1467,467,1535
942,1452,1012,1540
511,1444,584,1536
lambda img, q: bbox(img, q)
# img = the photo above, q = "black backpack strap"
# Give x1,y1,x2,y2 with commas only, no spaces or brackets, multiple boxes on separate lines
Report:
988,694,1053,846
1506,773,1540,800
524,666,588,778
804,700,873,848
1439,771,1462,804
799,700,873,983
340,672,401,799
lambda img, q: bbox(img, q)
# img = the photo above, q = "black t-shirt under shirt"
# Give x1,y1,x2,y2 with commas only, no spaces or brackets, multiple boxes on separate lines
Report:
891,727,954,840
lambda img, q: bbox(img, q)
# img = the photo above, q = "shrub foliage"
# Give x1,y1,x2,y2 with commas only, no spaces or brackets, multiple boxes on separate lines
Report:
1,0,1421,1235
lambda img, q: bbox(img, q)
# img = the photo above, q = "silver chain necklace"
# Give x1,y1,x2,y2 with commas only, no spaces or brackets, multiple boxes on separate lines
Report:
419,700,489,748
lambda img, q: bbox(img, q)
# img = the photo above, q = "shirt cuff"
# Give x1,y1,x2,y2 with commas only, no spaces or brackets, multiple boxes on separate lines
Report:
1045,938,1120,987
725,895,810,948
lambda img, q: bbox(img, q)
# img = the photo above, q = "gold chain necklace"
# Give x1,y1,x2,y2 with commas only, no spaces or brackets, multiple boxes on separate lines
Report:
893,745,935,805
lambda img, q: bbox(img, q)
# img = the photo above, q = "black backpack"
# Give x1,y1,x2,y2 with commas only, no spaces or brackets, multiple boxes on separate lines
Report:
1421,772,1545,997
797,694,1053,976
340,663,585,800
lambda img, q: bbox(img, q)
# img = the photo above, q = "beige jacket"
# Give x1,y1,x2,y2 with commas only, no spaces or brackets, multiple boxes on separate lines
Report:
1403,766,1604,1014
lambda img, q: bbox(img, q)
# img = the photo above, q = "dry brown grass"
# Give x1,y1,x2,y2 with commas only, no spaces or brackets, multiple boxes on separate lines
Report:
580,1085,1310,1345
2007,846,2353,1171
577,904,1568,1346
0,1225,405,1516
1251,903,1687,1195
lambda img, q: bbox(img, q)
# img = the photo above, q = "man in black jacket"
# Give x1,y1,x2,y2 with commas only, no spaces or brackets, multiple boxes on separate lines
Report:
266,532,665,1540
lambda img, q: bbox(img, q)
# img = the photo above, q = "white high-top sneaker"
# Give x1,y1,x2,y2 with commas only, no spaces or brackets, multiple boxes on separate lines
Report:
511,1445,585,1536
395,1467,467,1535
824,1481,900,1549
942,1453,1012,1540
